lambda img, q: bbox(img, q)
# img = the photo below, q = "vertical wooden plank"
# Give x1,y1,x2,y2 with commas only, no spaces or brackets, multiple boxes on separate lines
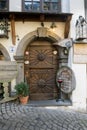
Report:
40,14,45,22
10,14,16,45
64,15,72,38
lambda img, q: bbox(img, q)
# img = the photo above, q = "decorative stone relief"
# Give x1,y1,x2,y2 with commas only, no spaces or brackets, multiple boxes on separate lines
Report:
37,27,48,37
54,38,72,48
54,38,73,67
0,61,17,103
3,82,9,98
0,61,17,82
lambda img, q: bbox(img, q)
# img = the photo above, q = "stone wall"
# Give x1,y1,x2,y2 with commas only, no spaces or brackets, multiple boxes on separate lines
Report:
74,42,87,63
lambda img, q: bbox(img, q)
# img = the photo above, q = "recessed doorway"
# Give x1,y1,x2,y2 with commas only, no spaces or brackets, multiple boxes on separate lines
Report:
24,39,59,100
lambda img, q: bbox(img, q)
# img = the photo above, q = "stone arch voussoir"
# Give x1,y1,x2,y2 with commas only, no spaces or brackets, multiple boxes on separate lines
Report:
14,27,61,84
0,44,10,61
16,27,61,56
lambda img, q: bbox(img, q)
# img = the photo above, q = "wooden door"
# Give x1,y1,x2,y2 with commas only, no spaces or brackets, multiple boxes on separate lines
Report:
24,40,58,100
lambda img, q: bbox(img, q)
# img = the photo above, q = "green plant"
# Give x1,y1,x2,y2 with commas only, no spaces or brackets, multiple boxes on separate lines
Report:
15,82,29,97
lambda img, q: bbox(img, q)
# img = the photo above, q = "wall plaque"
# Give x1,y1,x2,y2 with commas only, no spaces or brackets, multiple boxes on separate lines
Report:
56,66,76,94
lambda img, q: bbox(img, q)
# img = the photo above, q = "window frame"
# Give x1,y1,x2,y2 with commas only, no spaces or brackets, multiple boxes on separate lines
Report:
22,0,61,13
0,0,9,12
84,0,87,21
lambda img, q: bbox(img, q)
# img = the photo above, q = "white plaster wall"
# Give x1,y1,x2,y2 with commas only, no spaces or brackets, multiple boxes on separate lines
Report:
9,0,21,12
69,0,87,111
70,64,86,111
70,0,85,39
61,0,70,13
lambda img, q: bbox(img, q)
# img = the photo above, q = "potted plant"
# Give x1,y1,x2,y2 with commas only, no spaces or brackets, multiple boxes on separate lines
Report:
15,82,29,104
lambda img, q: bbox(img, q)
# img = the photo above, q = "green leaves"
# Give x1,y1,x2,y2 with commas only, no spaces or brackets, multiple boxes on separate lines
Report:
15,82,29,97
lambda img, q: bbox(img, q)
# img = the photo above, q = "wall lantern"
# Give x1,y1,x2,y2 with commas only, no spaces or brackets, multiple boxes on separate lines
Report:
50,22,57,29
50,22,57,32
75,16,87,41
0,18,9,38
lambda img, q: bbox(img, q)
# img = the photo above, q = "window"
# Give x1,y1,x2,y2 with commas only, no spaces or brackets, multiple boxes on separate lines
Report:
23,0,61,12
24,0,40,11
0,0,8,11
43,0,60,11
84,0,87,21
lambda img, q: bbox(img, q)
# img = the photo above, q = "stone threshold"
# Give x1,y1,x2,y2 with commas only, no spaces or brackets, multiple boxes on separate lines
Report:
27,99,72,107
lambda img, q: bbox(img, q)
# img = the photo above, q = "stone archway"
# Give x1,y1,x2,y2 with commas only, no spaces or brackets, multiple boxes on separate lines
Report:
16,27,61,56
14,27,73,102
0,44,10,61
14,27,61,83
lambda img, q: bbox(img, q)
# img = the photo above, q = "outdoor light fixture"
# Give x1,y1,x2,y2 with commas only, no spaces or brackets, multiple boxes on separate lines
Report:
63,48,68,55
0,18,9,38
16,35,20,41
53,50,57,55
50,22,57,29
75,16,87,41
41,22,44,27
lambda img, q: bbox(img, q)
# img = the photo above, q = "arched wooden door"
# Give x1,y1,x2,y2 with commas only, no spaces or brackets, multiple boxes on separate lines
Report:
24,40,59,100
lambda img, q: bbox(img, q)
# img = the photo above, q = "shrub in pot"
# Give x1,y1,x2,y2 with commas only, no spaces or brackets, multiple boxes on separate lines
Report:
15,82,29,104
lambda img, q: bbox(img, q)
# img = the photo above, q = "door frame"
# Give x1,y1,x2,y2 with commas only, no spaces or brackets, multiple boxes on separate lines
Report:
24,39,59,100
14,27,62,84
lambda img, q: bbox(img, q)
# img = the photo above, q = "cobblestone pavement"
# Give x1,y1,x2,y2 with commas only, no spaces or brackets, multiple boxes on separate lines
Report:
0,102,87,130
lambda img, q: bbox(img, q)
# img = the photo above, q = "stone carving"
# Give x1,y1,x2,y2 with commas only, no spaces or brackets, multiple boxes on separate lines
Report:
0,61,17,82
56,66,76,94
37,53,45,61
0,61,17,103
37,27,48,37
54,38,72,48
54,38,73,68
38,79,46,88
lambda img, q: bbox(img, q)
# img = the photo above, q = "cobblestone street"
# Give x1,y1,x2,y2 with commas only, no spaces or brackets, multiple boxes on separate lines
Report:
0,102,87,130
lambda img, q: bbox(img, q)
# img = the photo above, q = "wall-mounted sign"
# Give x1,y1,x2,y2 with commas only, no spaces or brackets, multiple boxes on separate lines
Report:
9,46,15,53
56,66,76,94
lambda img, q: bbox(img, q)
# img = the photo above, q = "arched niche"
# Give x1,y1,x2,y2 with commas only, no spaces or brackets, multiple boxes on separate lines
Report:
0,44,10,61
16,27,61,56
14,27,61,83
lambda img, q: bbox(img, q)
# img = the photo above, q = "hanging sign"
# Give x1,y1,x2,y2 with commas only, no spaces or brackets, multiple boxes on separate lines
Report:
56,66,76,94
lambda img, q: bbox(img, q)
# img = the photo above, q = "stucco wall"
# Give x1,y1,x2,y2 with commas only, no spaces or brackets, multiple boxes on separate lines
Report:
70,0,87,111
9,0,21,12
61,0,70,13
9,0,70,13
71,64,86,111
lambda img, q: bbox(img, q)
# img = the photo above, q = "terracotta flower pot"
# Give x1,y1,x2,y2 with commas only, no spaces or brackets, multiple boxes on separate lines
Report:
19,96,29,104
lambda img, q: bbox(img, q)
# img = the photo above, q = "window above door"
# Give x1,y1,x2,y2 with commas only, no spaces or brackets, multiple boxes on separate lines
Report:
22,0,61,13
